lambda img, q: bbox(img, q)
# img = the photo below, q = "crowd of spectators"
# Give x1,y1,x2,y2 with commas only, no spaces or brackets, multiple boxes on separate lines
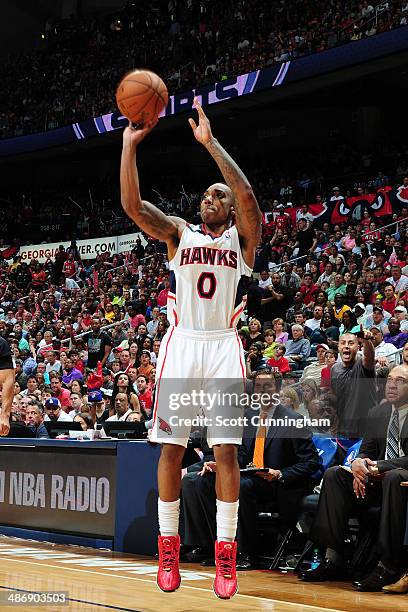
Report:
1,0,407,137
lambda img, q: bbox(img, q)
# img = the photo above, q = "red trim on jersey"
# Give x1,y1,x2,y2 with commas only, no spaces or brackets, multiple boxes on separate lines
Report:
173,309,179,326
151,326,175,428
235,329,246,389
168,294,176,300
229,305,244,328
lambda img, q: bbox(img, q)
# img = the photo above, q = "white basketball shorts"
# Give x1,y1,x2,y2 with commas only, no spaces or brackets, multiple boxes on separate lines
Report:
150,326,246,448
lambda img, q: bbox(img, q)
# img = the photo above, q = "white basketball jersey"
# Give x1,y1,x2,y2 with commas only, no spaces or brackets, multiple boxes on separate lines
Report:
168,223,252,331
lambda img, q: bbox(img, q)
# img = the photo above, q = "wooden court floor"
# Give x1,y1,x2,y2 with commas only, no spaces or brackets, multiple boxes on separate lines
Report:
0,536,407,611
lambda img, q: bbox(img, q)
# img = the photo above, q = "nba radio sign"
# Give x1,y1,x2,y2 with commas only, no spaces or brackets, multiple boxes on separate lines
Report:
0,450,116,536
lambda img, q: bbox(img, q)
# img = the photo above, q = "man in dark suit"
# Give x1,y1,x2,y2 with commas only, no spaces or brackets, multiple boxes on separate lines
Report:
301,364,408,591
181,370,321,568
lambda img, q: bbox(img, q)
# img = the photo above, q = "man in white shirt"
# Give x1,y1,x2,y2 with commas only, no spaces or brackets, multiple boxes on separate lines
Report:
43,398,73,422
394,306,408,332
105,392,132,422
45,351,62,374
386,265,408,294
305,305,323,332
371,326,397,366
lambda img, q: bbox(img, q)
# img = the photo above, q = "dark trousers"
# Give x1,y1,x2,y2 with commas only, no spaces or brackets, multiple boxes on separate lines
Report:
181,471,279,555
310,466,408,571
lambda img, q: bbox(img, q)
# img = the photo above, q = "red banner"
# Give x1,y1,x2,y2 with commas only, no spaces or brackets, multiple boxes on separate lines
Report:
330,187,393,224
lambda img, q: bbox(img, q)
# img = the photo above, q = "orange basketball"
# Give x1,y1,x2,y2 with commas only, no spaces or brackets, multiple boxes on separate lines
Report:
116,69,168,125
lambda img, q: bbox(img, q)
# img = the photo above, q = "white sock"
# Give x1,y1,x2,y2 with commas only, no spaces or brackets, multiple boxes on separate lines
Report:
158,498,180,537
216,499,239,542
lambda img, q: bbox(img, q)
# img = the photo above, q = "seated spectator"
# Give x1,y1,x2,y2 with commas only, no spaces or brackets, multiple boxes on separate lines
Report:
386,264,408,293
43,398,73,422
272,317,288,343
320,348,338,390
137,350,154,379
381,284,397,315
263,328,278,359
285,324,311,370
332,294,351,321
327,274,347,302
300,273,319,306
74,412,94,431
300,344,328,384
394,305,408,331
112,371,140,412
267,344,291,374
136,374,152,418
299,379,320,419
50,375,71,411
61,356,84,386
383,317,408,348
305,306,324,332
246,342,267,379
247,318,264,345
68,392,85,418
105,392,133,422
370,326,397,366
301,365,408,592
364,306,390,333
339,310,360,335
25,399,49,438
181,370,320,569
279,386,300,412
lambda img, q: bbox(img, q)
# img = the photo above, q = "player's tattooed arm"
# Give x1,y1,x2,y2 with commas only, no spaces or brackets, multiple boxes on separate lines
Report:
120,122,185,250
189,98,261,264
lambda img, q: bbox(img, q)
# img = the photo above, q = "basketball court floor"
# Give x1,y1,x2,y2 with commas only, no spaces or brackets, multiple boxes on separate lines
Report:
0,536,406,611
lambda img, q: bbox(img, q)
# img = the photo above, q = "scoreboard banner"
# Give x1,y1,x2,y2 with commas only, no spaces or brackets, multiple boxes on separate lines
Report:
1,26,407,157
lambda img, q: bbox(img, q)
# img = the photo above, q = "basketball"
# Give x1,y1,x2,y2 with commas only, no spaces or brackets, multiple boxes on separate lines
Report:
116,69,168,125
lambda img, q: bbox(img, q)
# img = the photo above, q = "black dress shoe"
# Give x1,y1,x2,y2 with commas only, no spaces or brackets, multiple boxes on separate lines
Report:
353,564,398,592
299,559,346,582
185,547,212,563
236,553,256,571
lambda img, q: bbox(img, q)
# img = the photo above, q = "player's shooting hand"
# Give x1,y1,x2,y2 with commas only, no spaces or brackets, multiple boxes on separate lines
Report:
188,97,213,146
123,119,159,148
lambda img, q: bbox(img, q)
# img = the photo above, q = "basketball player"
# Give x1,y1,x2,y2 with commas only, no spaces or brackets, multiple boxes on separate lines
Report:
120,98,261,599
0,336,15,436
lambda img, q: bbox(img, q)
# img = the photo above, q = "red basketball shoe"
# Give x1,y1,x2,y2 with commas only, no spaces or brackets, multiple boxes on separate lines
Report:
213,540,238,599
157,535,181,592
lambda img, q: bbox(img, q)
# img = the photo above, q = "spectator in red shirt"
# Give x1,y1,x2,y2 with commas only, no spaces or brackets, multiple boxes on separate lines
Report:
320,348,338,390
300,272,319,306
62,253,77,280
267,344,291,374
50,375,72,411
136,374,153,417
381,283,397,316
157,278,170,307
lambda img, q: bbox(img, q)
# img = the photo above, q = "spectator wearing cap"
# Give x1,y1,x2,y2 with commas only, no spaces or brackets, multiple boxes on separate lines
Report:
105,392,133,422
61,356,83,386
44,398,73,422
50,376,71,411
300,344,329,384
370,326,397,366
101,367,114,390
394,305,408,332
88,389,109,424
386,265,408,294
383,317,408,349
365,306,390,334
137,350,154,378
329,187,345,208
